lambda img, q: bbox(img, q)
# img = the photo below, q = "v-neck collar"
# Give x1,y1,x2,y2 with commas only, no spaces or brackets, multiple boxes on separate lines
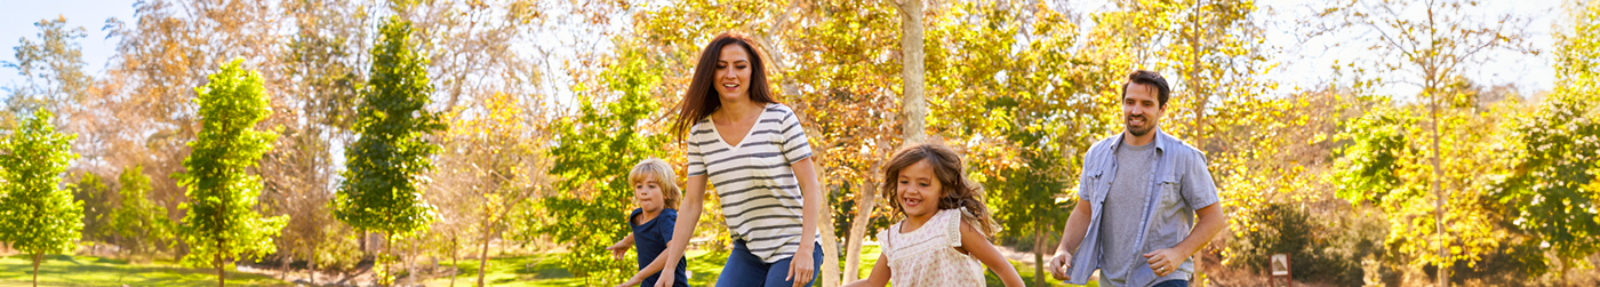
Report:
708,103,773,152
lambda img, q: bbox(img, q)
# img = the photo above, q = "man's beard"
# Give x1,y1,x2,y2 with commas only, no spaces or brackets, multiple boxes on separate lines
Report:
1126,115,1153,137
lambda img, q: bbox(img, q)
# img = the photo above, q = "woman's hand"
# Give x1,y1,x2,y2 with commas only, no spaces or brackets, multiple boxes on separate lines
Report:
653,272,676,287
787,249,815,287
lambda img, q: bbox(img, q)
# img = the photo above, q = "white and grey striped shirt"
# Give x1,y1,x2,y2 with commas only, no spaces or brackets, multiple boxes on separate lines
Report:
686,103,813,263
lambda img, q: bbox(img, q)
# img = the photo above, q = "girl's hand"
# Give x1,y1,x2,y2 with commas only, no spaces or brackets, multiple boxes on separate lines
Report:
615,276,643,287
653,272,676,287
787,249,815,287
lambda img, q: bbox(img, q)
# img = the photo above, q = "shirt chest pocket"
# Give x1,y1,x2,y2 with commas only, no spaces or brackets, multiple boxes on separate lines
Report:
1156,173,1182,210
1085,170,1111,204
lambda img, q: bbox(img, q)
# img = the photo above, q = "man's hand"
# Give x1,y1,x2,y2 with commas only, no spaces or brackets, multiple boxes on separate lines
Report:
1143,248,1184,277
1047,252,1073,280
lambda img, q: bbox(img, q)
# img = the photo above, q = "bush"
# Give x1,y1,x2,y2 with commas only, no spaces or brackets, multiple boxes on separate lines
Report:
1230,201,1374,286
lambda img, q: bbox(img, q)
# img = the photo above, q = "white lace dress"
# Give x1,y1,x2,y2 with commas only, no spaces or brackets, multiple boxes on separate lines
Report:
878,207,987,287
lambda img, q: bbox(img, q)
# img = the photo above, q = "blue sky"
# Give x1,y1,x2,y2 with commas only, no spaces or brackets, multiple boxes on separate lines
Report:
0,0,135,89
0,0,1567,101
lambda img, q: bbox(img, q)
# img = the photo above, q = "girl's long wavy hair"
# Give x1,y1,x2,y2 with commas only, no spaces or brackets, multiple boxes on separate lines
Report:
880,143,1001,237
670,32,779,140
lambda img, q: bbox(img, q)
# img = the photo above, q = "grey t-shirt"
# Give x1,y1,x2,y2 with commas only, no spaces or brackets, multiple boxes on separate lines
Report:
1098,141,1189,287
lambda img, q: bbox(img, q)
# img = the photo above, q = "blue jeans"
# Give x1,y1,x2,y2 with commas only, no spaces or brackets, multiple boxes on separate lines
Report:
717,239,824,287
1152,280,1189,287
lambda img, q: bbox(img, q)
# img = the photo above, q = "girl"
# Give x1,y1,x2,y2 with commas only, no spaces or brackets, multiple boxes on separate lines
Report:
843,143,1027,287
609,158,690,287
653,32,825,287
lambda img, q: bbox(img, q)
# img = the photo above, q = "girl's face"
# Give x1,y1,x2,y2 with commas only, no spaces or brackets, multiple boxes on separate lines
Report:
715,45,753,102
634,176,666,213
896,159,944,220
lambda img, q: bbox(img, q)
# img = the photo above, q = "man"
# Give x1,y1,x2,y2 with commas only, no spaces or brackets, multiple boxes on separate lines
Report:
1047,70,1227,287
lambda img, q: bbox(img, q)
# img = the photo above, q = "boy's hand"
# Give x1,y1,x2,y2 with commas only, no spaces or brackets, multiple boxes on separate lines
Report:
1048,252,1072,280
607,240,631,260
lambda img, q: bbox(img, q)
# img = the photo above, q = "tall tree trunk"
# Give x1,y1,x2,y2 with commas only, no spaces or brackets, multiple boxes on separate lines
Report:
477,213,493,287
450,235,460,287
1432,94,1447,287
844,180,878,282
1034,219,1047,287
31,253,41,287
896,0,927,144
819,188,842,287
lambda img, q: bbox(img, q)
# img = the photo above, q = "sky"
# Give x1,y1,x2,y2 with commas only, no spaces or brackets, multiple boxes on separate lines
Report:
0,0,1570,102
0,0,135,90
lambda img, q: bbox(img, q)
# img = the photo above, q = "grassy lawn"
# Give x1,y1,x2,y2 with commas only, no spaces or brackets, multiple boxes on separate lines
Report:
464,245,1095,287
0,254,290,287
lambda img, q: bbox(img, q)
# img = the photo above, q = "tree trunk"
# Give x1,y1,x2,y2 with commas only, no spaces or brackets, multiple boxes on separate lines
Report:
819,194,842,287
31,253,41,287
897,0,927,144
477,214,493,287
844,181,878,282
1034,220,1047,287
450,235,460,287
1432,91,1447,287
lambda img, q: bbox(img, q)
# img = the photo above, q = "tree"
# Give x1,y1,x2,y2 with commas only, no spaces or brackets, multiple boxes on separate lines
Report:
335,16,445,286
1491,0,1600,280
1316,1,1534,284
112,164,176,260
438,91,549,287
1,16,91,122
0,110,81,287
892,0,928,145
528,40,667,285
70,172,115,256
173,58,287,287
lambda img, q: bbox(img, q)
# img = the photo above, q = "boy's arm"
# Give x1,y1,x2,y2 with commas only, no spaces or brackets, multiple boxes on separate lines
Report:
960,221,1025,287
840,253,891,287
623,239,676,283
608,232,636,260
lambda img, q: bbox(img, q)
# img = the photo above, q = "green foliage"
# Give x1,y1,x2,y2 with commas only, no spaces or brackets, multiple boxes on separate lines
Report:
173,58,287,273
1334,105,1416,205
1,16,90,117
1231,202,1372,286
113,165,175,257
335,16,442,237
72,172,115,245
529,42,667,286
1489,2,1600,274
0,109,82,257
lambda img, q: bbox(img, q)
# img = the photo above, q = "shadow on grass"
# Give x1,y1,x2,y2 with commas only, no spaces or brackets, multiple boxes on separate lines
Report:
1,254,289,287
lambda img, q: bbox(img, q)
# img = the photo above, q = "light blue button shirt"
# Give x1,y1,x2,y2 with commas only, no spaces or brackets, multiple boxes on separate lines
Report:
1062,129,1221,287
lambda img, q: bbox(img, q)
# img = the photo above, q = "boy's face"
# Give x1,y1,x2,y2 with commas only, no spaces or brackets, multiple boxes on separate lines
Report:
896,159,944,221
634,176,667,213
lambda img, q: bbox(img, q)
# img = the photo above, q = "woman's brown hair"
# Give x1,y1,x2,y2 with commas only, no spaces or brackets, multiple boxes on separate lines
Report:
670,32,780,140
879,143,1001,237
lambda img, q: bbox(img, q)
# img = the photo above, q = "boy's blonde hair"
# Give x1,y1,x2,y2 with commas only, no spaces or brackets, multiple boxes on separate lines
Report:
629,158,682,209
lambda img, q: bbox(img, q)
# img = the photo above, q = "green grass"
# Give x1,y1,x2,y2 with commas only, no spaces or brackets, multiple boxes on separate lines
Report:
0,254,290,287
481,245,1095,287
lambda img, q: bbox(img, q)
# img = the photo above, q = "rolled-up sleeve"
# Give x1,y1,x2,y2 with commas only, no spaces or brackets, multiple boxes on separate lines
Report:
1180,150,1220,209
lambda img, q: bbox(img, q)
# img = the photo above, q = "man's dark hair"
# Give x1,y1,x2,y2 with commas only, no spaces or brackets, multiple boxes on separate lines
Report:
1120,70,1171,107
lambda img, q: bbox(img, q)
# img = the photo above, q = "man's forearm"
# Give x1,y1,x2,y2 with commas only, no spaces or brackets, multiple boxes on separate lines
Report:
1174,204,1226,257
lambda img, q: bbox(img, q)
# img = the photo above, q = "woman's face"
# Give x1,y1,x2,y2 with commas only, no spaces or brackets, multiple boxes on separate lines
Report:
896,159,944,221
715,44,753,102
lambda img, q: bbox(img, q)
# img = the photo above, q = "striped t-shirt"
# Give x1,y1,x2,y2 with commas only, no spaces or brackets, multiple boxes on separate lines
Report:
686,103,813,263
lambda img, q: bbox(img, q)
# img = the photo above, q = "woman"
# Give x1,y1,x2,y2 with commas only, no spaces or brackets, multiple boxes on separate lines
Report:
651,32,823,287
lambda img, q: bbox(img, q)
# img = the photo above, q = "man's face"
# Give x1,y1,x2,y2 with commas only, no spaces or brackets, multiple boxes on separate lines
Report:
1122,83,1164,137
